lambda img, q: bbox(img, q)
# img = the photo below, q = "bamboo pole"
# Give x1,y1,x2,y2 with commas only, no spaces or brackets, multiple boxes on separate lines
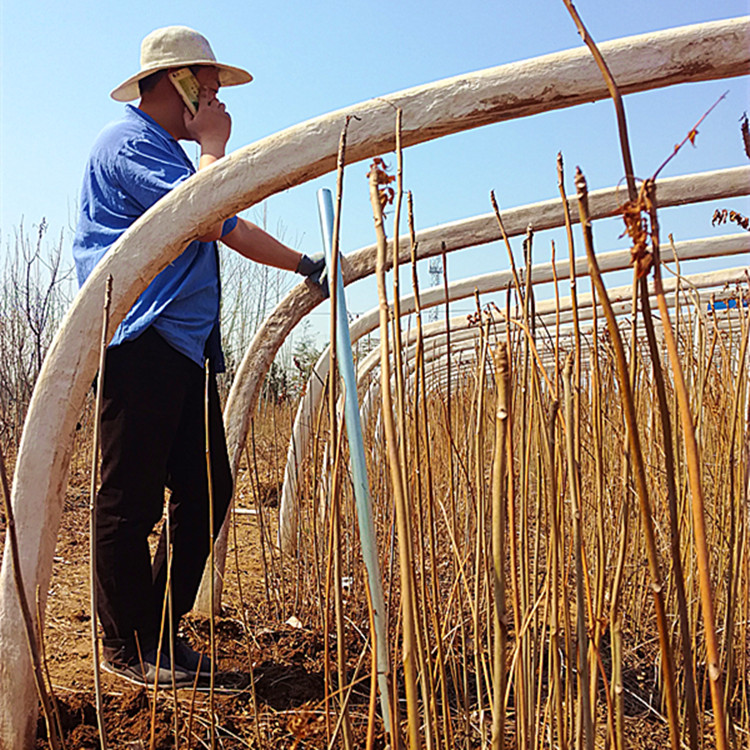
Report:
368,157,421,750
89,274,113,750
204,359,217,750
490,342,510,750
408,192,452,750
574,168,681,750
645,180,728,749
563,354,593,750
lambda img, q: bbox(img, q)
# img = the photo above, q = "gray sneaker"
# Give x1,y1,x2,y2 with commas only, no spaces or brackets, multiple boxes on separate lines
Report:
172,638,212,676
102,648,194,687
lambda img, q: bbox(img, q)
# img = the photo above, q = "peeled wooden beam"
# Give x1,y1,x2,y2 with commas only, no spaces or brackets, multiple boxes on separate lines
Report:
221,19,750,479
1,18,748,744
390,308,746,400
345,233,749,334
365,283,746,385
340,165,750,282
360,284,748,421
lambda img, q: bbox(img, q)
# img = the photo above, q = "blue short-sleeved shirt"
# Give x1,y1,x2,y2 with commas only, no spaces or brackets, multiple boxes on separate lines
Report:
72,104,237,370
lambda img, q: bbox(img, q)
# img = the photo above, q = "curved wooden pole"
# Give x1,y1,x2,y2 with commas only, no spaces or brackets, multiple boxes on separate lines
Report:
356,260,750,379
199,36,750,603
371,281,747,386
1,18,748,745
219,19,749,475
358,280,748,425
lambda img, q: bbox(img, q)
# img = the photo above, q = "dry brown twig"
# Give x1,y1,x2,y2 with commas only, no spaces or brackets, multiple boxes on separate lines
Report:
90,274,113,750
562,4,730,747
652,91,728,179
0,433,63,750
368,153,421,750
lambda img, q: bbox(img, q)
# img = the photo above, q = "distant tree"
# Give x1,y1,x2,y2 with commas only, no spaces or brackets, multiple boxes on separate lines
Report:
262,359,290,404
0,220,73,444
289,321,322,398
217,206,303,397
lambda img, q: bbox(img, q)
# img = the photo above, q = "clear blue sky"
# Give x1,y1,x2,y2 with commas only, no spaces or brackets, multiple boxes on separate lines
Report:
1,0,748,340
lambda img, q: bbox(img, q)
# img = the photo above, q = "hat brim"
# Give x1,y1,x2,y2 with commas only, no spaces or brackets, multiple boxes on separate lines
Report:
110,62,252,102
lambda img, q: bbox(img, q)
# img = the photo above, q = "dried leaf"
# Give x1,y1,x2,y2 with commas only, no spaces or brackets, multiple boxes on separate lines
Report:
729,210,750,231
711,208,749,232
619,184,654,278
367,158,396,211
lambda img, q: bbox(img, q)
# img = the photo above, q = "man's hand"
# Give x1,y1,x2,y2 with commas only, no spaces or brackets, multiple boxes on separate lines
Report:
296,254,325,280
296,253,329,298
186,71,232,241
184,88,232,157
184,67,231,155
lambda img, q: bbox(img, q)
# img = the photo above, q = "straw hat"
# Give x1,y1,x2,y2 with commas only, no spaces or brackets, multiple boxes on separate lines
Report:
110,26,252,102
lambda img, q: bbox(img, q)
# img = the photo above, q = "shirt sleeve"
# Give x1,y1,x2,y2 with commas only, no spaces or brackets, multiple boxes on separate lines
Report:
221,216,239,236
116,136,239,234
115,136,193,213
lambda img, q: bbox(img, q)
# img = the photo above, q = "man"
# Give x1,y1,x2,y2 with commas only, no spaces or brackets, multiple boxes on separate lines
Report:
73,26,325,686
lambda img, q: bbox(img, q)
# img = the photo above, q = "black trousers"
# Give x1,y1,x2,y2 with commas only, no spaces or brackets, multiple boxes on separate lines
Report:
95,327,233,664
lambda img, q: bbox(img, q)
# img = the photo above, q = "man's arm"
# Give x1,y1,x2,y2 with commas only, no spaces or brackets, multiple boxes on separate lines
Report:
222,219,328,295
221,218,303,270
182,80,323,282
185,85,233,242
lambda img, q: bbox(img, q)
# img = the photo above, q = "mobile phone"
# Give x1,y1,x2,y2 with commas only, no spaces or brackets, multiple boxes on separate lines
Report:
169,68,200,115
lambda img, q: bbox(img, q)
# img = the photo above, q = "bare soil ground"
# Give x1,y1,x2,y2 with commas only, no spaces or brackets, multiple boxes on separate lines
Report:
1,431,691,749
20,435,383,749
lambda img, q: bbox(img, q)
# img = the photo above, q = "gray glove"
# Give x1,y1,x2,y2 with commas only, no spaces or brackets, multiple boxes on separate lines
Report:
296,253,329,298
